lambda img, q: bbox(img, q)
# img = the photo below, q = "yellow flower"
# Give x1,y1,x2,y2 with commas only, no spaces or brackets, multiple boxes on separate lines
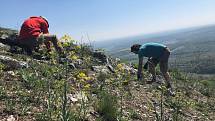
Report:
80,79,85,83
62,42,70,47
84,84,91,89
52,59,57,65
70,51,75,55
60,34,73,42
76,45,81,49
117,63,125,72
117,63,123,69
84,77,91,80
71,55,78,60
77,72,86,78
122,80,129,85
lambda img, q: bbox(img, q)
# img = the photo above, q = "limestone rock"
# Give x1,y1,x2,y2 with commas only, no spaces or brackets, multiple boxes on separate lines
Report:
91,65,110,74
6,115,15,121
93,51,108,64
0,55,28,70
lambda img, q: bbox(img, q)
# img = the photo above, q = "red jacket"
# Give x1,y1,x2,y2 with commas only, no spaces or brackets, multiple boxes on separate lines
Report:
19,16,49,40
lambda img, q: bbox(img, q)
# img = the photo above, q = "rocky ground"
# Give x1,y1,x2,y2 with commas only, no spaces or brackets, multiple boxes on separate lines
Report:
0,28,214,121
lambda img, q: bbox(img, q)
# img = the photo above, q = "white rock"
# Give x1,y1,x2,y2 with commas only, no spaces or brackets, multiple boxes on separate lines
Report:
92,65,110,74
143,105,148,109
0,43,10,50
70,97,78,102
67,94,76,102
0,55,28,69
143,114,147,117
7,71,15,76
7,115,15,121
76,92,88,102
67,92,88,103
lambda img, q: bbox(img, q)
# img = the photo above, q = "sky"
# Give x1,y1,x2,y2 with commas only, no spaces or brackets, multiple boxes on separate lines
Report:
1,0,215,41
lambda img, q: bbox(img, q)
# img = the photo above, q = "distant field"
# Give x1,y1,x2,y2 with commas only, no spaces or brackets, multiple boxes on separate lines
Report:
96,25,215,74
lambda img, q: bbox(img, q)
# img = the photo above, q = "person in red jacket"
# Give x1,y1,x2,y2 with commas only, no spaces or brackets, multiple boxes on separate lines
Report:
18,16,62,55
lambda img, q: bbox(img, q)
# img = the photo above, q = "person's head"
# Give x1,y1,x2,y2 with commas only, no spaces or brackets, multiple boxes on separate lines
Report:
131,44,141,54
40,16,49,27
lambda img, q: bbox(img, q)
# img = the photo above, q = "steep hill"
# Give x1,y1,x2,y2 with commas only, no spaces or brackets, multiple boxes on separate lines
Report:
0,27,215,121
95,25,215,74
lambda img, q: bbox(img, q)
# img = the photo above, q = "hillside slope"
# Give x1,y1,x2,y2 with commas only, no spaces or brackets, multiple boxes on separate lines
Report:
0,27,215,121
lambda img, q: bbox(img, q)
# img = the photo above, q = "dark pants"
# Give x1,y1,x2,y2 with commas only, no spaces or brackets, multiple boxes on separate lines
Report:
17,38,38,55
0,37,37,55
148,47,170,74
147,48,172,89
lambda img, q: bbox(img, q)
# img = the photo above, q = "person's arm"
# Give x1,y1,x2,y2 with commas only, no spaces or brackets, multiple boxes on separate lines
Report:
41,20,51,51
41,20,49,34
137,56,143,80
44,41,51,52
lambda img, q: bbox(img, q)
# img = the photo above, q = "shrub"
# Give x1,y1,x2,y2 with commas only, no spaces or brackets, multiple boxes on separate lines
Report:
97,90,118,121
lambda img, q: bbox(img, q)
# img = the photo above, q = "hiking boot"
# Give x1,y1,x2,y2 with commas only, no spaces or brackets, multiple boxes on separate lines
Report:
146,77,156,84
167,88,175,97
10,46,18,53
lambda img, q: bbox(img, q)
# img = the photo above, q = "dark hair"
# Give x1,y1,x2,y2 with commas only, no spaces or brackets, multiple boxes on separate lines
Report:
40,16,49,28
131,44,141,52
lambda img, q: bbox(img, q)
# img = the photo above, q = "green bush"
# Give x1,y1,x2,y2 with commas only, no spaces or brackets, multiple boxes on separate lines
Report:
97,90,118,121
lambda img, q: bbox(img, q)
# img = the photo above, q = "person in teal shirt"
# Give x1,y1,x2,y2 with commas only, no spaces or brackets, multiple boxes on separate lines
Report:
131,42,175,96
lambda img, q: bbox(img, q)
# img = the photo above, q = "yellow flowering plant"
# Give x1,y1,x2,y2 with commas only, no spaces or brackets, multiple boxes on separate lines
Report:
76,72,95,91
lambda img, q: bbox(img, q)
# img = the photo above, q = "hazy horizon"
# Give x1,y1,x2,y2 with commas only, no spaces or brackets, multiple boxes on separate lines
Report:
96,23,215,42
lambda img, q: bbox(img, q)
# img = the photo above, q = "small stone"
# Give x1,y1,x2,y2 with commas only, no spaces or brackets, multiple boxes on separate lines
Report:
7,115,15,121
115,58,120,62
0,55,28,70
143,105,148,109
143,114,147,117
26,111,32,114
32,107,40,112
0,43,10,50
143,86,147,89
91,65,110,74
7,71,15,76
67,94,78,103
71,97,78,102
106,64,115,73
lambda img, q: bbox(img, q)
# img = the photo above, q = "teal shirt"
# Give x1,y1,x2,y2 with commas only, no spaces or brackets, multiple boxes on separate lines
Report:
138,43,166,58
